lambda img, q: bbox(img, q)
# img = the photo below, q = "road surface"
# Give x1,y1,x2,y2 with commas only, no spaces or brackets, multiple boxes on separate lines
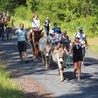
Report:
0,35,98,98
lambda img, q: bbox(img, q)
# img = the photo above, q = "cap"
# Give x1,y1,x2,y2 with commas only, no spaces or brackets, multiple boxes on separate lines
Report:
75,34,80,39
49,30,54,34
46,17,49,19
79,26,83,30
63,30,67,34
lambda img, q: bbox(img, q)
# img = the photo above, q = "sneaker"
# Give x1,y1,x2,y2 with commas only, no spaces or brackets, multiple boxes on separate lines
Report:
82,64,85,67
77,77,81,81
25,60,29,64
73,72,76,78
20,59,23,63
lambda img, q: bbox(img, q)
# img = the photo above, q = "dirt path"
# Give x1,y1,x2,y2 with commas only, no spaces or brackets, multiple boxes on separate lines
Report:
0,36,54,98
13,75,54,98
0,36,98,98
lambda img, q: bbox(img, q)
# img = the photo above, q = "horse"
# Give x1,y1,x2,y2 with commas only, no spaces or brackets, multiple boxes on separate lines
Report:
38,36,53,68
28,28,43,59
52,44,68,82
39,37,68,81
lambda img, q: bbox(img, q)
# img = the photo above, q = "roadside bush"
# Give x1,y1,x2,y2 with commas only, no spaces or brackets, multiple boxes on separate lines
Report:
14,6,32,21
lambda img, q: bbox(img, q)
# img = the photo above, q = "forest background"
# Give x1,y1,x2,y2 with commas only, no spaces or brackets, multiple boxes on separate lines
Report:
0,0,98,54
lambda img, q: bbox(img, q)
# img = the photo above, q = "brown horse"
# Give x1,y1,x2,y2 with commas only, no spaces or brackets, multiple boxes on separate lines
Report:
28,28,43,58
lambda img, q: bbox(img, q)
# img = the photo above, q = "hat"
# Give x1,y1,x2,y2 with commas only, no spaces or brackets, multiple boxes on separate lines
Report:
79,26,83,30
49,30,54,34
46,17,49,19
63,30,67,34
75,34,80,39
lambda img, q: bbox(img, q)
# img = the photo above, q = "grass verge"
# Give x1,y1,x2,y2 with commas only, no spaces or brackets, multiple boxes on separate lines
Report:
87,38,98,55
0,60,23,98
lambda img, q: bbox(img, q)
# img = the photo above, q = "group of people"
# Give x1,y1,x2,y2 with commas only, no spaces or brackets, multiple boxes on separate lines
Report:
48,25,88,81
0,11,14,40
14,13,88,81
43,16,88,80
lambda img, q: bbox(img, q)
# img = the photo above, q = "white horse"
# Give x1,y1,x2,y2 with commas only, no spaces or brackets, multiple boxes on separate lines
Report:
52,44,68,82
38,36,52,68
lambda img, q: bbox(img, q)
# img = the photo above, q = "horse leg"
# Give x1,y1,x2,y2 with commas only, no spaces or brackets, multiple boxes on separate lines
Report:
41,52,45,64
58,68,60,75
59,69,64,82
58,64,64,82
45,57,50,68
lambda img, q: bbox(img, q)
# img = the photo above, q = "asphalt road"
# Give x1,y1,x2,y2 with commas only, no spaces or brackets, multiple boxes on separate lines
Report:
0,35,98,98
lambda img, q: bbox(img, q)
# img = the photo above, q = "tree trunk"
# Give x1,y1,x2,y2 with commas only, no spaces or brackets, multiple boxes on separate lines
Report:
86,0,91,17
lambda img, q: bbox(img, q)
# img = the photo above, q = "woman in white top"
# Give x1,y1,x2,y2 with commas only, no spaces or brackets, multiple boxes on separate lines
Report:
32,14,40,30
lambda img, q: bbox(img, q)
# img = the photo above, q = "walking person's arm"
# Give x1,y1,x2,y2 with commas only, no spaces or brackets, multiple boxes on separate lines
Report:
68,42,74,55
25,30,28,45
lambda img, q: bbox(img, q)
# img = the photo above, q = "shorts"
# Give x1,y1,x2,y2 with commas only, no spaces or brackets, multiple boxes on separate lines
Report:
17,41,27,53
73,54,83,63
82,47,85,57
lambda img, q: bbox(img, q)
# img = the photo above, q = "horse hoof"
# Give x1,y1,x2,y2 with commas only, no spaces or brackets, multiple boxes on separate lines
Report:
46,66,49,69
61,77,64,82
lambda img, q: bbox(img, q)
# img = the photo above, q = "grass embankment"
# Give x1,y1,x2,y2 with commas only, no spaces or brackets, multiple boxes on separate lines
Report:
87,38,98,55
0,60,22,98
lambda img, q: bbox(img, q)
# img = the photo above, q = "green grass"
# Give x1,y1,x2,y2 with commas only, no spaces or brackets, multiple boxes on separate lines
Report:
0,60,23,98
87,38,98,55
12,16,31,28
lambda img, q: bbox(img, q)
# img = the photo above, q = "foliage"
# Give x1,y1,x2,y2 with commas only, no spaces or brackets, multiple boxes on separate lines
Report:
1,0,98,37
14,6,32,21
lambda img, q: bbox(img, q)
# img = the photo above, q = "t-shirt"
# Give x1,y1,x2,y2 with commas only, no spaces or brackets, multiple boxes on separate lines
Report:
52,27,61,33
15,29,27,42
6,20,13,28
60,36,70,50
32,18,40,28
74,32,86,47
55,33,62,42
49,35,55,44
72,42,82,56
44,20,50,30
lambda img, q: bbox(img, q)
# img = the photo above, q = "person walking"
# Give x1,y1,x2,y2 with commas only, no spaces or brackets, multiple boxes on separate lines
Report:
6,16,14,40
43,17,50,36
0,13,5,40
15,23,28,63
68,34,83,81
74,26,88,66
0,14,4,40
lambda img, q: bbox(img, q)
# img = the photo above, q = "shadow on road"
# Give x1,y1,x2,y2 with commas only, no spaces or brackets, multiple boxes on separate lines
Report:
56,78,98,98
0,36,98,98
